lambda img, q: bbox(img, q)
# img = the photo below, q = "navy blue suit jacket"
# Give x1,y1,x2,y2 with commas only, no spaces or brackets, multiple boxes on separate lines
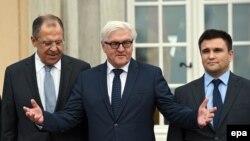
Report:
43,59,198,141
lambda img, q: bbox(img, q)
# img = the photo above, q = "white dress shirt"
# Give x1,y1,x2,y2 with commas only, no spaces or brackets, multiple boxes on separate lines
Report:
35,53,61,110
106,61,130,104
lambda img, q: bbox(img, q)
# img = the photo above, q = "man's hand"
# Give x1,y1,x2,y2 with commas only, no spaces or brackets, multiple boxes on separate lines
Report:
23,99,44,125
198,98,216,127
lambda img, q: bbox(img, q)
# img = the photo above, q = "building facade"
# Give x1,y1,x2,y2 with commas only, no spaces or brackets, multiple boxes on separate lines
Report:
1,0,249,140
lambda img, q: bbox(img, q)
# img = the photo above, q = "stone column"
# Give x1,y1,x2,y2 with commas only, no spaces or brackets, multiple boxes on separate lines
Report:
100,0,126,62
28,0,61,54
62,0,79,58
78,0,101,66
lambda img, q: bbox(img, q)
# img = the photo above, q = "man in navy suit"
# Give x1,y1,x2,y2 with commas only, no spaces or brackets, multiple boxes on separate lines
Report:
167,29,250,141
2,14,90,141
23,21,216,141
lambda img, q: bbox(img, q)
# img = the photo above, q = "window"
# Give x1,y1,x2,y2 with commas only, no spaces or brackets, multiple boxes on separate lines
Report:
127,0,250,140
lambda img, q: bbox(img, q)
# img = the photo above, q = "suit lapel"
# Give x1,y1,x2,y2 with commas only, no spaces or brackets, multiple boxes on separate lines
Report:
56,55,72,110
99,62,115,118
218,73,240,129
99,60,139,120
192,76,214,130
191,77,205,107
24,54,44,110
116,59,139,119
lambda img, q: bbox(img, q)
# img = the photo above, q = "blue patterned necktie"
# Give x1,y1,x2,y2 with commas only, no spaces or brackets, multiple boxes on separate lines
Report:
44,65,56,113
111,69,123,118
212,79,222,129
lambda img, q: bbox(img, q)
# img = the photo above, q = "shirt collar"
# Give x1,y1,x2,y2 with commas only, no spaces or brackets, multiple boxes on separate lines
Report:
204,70,230,86
106,61,130,74
35,52,61,73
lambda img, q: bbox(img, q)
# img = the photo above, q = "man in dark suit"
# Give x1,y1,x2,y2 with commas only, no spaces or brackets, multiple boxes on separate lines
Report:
167,29,250,141
1,14,90,141
23,21,216,141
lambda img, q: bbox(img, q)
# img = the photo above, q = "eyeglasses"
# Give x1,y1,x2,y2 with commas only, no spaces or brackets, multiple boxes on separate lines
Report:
36,39,65,48
104,40,133,49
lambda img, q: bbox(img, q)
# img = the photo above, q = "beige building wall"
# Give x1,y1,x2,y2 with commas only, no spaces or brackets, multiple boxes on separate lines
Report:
0,0,126,95
0,0,29,95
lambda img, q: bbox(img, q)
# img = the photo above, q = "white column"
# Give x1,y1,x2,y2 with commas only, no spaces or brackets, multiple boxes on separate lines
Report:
62,0,79,58
28,0,61,54
100,0,126,62
78,0,101,66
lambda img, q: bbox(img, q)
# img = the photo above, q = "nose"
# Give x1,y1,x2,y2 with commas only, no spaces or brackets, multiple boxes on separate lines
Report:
117,44,125,51
49,42,58,51
208,51,215,59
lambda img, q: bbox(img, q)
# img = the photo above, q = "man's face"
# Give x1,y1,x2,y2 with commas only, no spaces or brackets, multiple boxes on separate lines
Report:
200,38,233,77
102,29,133,68
31,20,64,65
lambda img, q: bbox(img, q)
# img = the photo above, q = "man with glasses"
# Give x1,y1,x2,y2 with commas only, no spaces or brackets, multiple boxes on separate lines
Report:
23,21,216,141
2,14,90,141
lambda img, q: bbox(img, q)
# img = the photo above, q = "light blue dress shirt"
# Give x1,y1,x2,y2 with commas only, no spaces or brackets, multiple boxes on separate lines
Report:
204,70,230,110
204,70,230,125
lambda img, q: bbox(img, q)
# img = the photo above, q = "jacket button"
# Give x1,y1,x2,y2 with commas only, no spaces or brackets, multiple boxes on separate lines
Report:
114,123,118,127
214,137,219,140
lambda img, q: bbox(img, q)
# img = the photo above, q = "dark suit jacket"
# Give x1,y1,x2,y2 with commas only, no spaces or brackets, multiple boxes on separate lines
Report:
42,59,199,141
1,54,90,141
167,72,250,141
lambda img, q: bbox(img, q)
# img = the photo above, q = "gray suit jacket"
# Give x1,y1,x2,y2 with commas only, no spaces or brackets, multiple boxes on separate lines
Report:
2,54,90,141
167,72,250,141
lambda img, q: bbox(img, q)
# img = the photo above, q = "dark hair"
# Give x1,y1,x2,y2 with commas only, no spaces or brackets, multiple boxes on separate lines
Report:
198,29,232,51
32,14,64,38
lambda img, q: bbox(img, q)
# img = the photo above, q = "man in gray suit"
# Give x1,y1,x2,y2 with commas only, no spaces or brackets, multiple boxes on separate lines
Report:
167,29,250,141
1,14,90,141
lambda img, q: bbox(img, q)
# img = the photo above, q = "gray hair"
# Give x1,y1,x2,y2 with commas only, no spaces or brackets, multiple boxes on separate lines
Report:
32,14,64,39
101,21,137,43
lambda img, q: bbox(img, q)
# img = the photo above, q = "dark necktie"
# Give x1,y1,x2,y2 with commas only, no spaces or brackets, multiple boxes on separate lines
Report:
44,65,56,113
212,79,222,129
111,69,123,118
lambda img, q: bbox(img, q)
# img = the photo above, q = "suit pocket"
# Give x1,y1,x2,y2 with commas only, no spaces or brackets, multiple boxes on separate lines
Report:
132,89,154,101
232,104,250,109
228,105,250,124
135,89,153,94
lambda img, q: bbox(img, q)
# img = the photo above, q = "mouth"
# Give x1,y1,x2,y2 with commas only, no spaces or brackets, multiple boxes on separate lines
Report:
49,54,56,57
116,54,126,57
48,53,58,59
207,62,218,65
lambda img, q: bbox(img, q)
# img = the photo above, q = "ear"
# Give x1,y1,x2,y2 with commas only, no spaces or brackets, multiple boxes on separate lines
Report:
229,50,234,61
31,36,37,47
101,42,107,53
